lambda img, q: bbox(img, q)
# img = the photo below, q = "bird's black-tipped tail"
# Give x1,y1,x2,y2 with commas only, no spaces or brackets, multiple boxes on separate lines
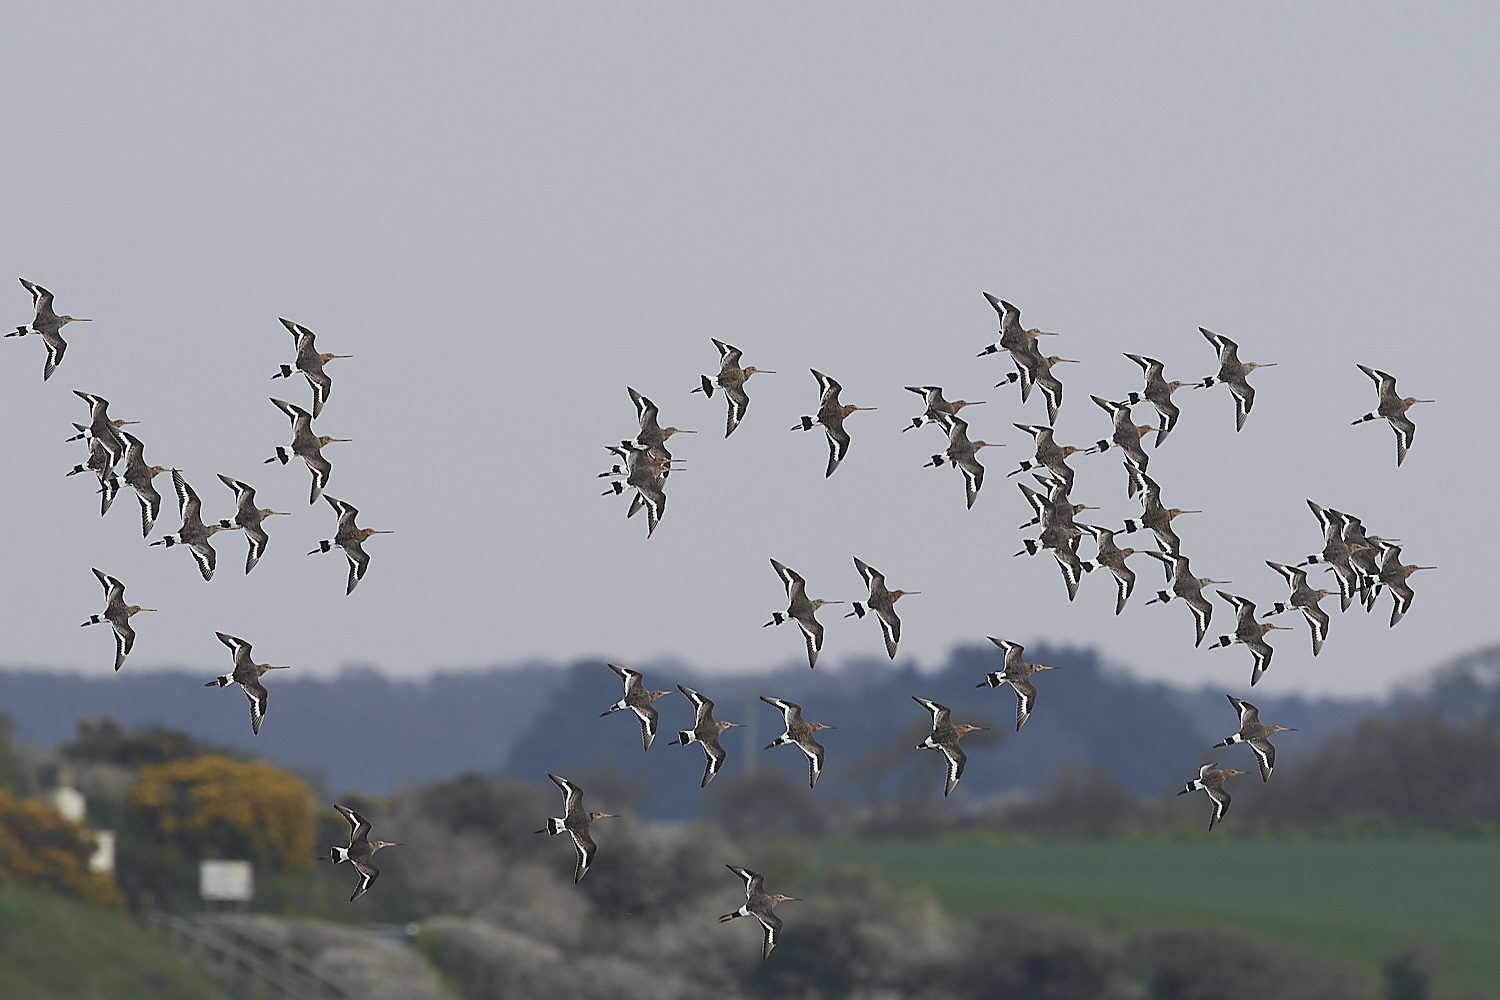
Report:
273,364,294,379
695,375,715,397
205,674,232,688
265,447,290,465
675,730,694,745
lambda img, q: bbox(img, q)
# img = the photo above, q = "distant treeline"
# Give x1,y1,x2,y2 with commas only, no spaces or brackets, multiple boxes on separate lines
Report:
3,641,1480,833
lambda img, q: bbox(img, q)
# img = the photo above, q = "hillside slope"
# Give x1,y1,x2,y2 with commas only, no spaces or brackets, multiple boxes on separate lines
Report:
0,888,241,1000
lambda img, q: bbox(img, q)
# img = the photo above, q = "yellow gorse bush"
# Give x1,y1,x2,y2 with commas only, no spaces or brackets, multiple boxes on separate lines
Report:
0,789,122,906
127,754,316,871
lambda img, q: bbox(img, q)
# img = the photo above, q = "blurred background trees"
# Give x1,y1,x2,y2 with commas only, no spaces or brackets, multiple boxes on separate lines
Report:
126,754,316,870
9,648,1500,997
0,788,121,906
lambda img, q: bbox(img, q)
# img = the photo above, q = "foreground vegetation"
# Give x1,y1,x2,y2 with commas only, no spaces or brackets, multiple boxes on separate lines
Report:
0,887,242,1000
811,836,1500,999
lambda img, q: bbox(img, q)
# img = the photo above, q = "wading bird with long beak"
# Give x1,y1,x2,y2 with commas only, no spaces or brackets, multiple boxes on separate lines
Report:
766,559,843,668
628,386,695,455
976,638,1057,731
1208,591,1291,686
80,569,155,672
1352,364,1431,467
265,398,351,504
1333,509,1389,612
600,663,675,750
1197,328,1274,432
218,475,289,574
761,696,836,789
150,470,234,581
1263,561,1336,656
1090,396,1155,497
273,318,352,418
913,696,989,796
977,293,1057,403
1212,695,1296,782
206,632,289,735
65,421,121,516
720,866,800,960
671,685,742,788
903,385,984,432
535,774,618,884
1145,552,1228,648
1008,423,1094,494
1025,354,1078,425
846,556,917,659
322,804,401,902
118,432,169,537
70,391,137,469
1079,525,1144,615
309,495,393,594
792,369,875,478
1178,763,1245,831
1298,501,1364,612
1121,353,1190,445
599,440,677,537
693,339,773,437
8,278,90,380
1119,459,1199,556
1373,541,1435,628
922,415,1000,509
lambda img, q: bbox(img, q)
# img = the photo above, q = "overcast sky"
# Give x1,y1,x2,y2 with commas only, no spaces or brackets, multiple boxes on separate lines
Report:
2,4,1495,697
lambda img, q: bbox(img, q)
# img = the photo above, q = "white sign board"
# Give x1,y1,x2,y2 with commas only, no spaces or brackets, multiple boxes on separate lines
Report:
199,860,254,901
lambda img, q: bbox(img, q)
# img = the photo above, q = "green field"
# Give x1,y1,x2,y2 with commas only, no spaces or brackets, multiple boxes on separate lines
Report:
0,888,242,1000
809,837,1500,998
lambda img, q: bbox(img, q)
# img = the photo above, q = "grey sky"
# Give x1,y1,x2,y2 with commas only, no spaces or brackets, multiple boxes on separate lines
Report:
2,5,1495,696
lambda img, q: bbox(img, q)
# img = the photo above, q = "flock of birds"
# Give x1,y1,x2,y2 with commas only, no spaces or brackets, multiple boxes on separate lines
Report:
580,290,1436,956
10,279,1435,959
10,279,389,728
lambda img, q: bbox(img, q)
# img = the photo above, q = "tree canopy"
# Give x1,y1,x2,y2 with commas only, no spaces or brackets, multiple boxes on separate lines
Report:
0,788,121,906
127,755,316,871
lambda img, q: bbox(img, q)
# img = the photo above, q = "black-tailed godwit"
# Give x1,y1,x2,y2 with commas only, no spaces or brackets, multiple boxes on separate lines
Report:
719,865,799,960
535,774,618,884
912,696,989,796
766,559,843,668
322,804,401,901
80,569,155,672
1212,694,1296,782
600,663,675,750
693,339,773,437
670,685,742,788
760,696,835,789
206,632,290,735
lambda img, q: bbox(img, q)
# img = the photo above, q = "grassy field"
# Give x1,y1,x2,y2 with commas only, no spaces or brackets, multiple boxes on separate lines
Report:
0,888,243,1000
809,836,1500,998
